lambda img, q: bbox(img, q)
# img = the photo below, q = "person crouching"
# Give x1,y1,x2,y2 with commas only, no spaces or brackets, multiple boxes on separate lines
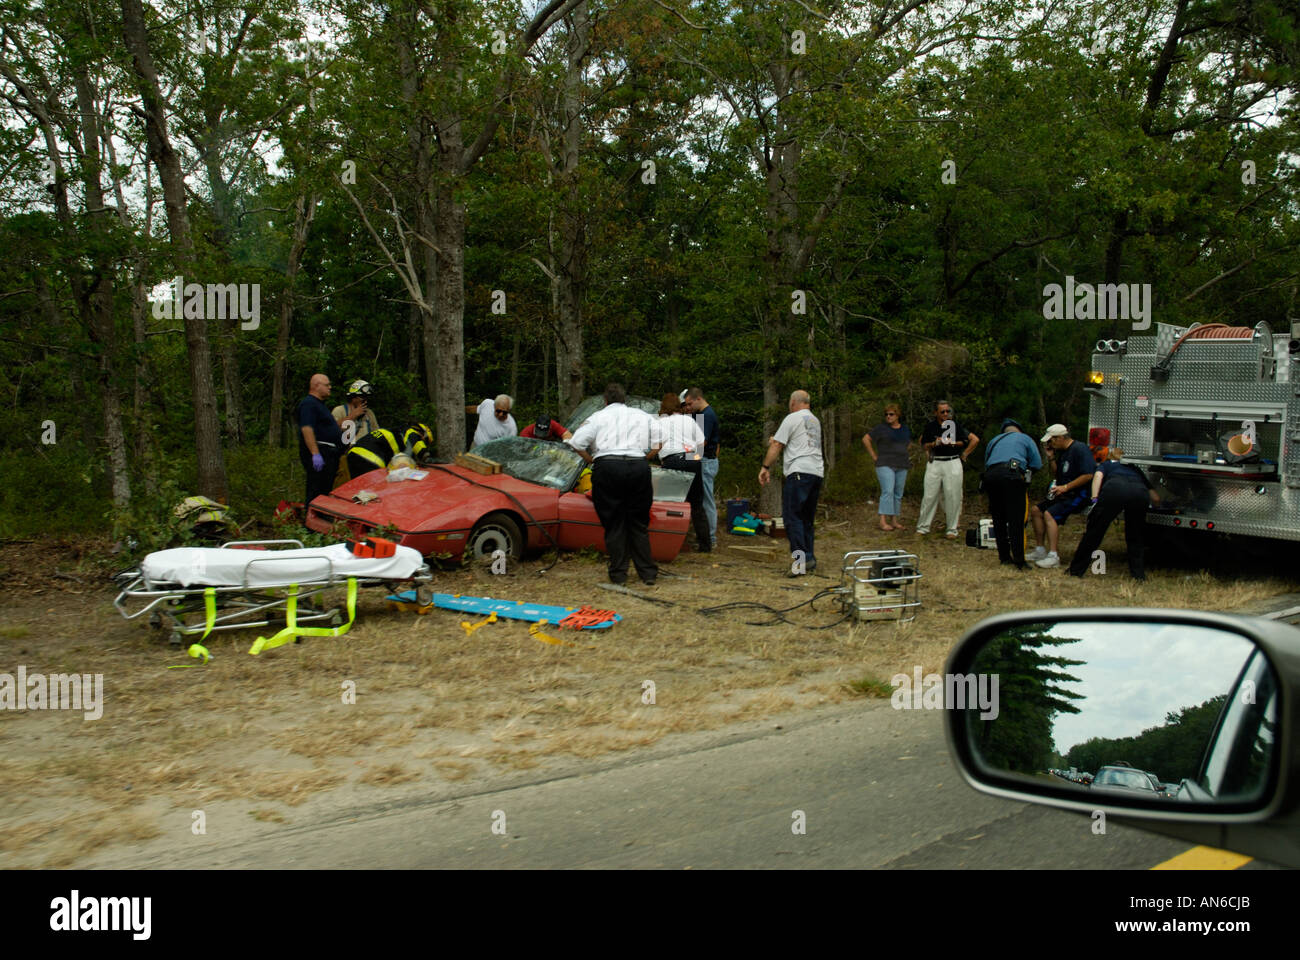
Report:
1067,448,1159,582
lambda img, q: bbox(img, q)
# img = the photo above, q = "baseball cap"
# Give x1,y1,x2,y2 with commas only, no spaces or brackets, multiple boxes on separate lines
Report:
678,389,689,404
1001,418,1024,432
1041,423,1069,442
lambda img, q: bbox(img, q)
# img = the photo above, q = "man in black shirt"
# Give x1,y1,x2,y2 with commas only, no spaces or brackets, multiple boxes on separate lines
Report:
297,373,342,505
917,400,979,538
685,387,720,547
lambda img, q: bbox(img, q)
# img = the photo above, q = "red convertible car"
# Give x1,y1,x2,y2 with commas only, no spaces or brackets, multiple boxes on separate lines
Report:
306,436,694,562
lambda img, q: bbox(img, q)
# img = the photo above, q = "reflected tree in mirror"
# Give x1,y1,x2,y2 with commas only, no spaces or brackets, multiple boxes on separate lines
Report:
968,624,1085,774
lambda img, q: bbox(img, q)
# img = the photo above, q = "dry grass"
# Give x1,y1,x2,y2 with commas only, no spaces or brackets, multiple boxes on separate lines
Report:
0,513,1293,866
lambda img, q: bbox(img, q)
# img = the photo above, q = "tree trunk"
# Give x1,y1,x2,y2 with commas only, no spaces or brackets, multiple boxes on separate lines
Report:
432,172,467,456
555,1,590,418
202,151,245,445
824,406,836,472
394,9,439,405
509,324,521,400
75,63,131,510
106,129,158,496
121,0,228,501
270,193,317,447
407,301,422,375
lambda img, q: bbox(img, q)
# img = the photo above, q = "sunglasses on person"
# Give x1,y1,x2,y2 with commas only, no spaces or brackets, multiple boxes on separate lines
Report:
885,411,898,418
938,409,952,416
494,407,509,418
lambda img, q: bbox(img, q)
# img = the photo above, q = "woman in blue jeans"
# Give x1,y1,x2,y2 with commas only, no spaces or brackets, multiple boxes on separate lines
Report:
862,403,914,531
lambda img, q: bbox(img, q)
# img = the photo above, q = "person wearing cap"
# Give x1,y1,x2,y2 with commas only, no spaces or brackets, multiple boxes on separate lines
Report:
567,383,658,585
520,415,572,442
982,418,1043,568
650,393,710,553
330,380,380,486
683,387,720,547
333,380,379,441
1029,424,1096,568
1068,448,1159,581
467,394,516,447
917,400,979,539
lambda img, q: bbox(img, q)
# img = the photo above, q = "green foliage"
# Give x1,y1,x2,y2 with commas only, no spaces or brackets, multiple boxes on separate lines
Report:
846,675,894,698
4,0,1300,536
0,443,110,539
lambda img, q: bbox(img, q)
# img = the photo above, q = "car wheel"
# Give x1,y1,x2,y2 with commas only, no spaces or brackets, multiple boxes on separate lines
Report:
467,512,523,562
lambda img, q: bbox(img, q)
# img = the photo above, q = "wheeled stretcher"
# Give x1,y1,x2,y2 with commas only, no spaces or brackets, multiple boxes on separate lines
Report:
113,540,432,655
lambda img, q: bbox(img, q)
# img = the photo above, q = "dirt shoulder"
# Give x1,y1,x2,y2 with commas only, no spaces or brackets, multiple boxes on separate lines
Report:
0,516,1291,868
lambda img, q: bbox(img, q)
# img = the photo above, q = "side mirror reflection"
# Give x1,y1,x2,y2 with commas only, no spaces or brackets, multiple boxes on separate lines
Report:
953,620,1279,809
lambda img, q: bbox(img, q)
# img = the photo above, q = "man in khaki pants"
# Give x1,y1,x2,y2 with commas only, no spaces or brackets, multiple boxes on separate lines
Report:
916,400,979,538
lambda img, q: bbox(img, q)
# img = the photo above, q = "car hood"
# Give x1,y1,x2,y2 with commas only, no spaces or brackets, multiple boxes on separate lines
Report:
309,464,547,532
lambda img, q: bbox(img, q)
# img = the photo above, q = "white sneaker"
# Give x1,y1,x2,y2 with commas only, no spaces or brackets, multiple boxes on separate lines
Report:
1036,551,1059,568
1028,546,1047,561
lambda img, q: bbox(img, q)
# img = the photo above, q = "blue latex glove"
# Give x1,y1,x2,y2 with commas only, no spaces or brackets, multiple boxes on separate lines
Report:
311,453,325,472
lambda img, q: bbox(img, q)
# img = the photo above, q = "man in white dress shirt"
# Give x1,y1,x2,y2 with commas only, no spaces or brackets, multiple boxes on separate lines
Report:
467,394,516,447
567,383,658,585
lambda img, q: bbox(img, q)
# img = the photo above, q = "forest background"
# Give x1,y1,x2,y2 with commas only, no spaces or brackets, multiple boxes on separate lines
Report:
2,0,1297,539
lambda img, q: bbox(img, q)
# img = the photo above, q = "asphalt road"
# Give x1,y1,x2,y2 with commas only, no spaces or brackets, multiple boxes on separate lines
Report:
108,699,1232,869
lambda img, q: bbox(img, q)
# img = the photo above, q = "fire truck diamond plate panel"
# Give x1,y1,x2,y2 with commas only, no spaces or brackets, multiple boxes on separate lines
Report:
1089,322,1300,542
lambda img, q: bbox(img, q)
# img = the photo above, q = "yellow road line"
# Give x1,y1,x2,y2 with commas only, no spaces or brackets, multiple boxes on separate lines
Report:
1152,846,1253,870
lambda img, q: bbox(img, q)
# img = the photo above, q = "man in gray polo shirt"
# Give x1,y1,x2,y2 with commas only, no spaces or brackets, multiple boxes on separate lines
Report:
759,390,825,576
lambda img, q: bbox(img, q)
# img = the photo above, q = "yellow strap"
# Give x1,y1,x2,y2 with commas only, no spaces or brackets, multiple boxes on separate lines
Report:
352,445,386,469
460,611,498,636
201,588,216,639
529,620,572,646
249,579,358,655
166,643,211,669
528,619,595,649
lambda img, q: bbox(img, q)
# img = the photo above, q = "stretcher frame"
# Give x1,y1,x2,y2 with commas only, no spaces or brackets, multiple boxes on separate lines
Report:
113,539,434,646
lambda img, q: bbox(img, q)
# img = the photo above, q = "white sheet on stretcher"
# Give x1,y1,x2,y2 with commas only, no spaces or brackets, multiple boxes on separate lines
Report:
141,544,425,588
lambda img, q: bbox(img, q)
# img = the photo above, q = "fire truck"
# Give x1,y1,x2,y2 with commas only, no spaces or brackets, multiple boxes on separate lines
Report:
1085,321,1293,545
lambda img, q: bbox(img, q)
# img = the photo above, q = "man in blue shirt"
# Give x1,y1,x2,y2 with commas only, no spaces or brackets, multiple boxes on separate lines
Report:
1029,424,1096,568
982,418,1043,568
297,373,343,506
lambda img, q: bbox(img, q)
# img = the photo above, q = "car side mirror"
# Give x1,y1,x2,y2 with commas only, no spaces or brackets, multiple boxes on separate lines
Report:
943,608,1300,867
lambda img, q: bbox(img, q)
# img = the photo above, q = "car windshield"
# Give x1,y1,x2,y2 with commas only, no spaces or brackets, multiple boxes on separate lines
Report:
471,437,585,491
1094,768,1152,790
564,395,660,432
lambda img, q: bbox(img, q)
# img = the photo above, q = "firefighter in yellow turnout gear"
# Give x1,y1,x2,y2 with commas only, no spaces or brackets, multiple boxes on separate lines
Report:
345,424,434,479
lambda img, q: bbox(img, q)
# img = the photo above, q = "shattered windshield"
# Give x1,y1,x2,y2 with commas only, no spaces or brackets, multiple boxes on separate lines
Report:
471,437,585,491
564,395,660,432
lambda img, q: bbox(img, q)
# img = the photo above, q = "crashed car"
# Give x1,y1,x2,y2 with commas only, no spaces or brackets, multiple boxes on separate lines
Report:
305,436,693,562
